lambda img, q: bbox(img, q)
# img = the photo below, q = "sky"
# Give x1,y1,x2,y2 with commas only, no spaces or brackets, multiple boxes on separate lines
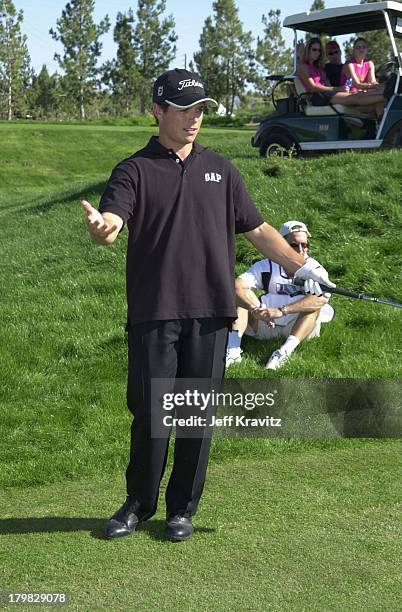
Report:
18,0,361,74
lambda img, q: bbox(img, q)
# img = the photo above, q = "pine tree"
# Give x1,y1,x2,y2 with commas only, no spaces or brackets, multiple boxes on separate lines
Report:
306,1,327,44
193,0,255,115
310,0,325,11
255,9,292,99
103,9,139,115
192,16,222,104
0,0,32,120
190,15,228,109
132,0,177,113
28,65,60,118
50,0,110,119
114,10,138,114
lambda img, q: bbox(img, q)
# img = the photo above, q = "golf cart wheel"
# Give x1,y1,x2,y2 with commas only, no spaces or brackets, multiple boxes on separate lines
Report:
260,133,298,158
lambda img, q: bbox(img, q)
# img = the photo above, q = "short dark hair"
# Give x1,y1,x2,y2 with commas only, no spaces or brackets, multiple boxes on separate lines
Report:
153,101,169,125
354,37,368,49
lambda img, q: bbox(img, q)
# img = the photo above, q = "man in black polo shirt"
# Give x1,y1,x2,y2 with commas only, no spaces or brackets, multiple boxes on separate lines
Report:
82,68,335,542
324,41,344,87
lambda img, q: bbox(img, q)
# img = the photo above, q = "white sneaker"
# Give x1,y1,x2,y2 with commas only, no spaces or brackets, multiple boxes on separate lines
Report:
265,349,290,370
226,347,243,367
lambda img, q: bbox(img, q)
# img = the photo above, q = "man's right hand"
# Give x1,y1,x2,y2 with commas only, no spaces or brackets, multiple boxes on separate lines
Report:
250,306,276,328
81,200,123,244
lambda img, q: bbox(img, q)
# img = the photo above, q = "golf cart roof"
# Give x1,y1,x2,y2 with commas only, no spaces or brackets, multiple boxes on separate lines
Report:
283,1,402,35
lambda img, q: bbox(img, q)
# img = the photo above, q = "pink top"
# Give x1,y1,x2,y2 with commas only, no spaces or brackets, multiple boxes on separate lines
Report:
341,60,370,92
298,63,329,92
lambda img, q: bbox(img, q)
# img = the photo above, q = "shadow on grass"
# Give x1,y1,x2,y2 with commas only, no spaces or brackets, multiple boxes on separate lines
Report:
0,517,215,542
136,520,215,543
0,517,105,538
5,181,106,215
15,181,107,217
0,193,48,214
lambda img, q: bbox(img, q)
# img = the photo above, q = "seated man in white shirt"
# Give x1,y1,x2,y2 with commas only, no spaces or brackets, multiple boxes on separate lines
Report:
227,221,335,370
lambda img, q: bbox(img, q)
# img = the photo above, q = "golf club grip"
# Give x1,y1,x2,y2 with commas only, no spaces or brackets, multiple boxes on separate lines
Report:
293,278,364,299
319,286,402,307
319,285,362,299
293,279,402,308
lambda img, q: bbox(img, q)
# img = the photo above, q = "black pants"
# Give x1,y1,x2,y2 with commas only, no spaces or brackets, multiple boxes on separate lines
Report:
126,318,229,518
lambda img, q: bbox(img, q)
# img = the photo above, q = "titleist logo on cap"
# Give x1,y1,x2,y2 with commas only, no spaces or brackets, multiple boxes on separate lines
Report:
152,69,217,108
178,79,203,91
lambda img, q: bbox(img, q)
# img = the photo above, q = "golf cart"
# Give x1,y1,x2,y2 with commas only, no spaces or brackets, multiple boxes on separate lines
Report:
251,1,402,156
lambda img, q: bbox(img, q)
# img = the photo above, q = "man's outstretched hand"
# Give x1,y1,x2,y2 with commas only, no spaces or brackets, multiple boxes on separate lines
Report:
81,200,123,245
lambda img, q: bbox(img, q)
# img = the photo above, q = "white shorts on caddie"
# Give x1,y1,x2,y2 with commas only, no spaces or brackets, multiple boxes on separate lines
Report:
245,303,335,341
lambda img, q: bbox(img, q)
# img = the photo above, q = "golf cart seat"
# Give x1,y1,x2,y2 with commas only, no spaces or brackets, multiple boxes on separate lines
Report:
294,78,375,118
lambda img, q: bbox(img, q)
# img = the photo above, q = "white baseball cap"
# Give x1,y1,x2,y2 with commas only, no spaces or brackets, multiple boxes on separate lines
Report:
279,220,311,237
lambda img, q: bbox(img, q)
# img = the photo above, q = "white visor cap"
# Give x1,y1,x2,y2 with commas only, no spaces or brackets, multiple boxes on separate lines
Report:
279,221,311,237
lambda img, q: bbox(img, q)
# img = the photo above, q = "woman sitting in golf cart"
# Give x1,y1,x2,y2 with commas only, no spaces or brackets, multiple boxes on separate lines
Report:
297,37,387,117
340,37,382,93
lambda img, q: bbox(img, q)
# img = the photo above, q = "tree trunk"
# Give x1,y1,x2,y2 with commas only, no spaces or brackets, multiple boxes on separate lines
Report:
140,92,146,114
226,61,230,116
230,55,235,116
8,80,12,121
230,92,235,116
80,81,85,120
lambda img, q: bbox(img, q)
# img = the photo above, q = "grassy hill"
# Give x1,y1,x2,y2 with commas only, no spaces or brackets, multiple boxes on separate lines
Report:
0,123,401,611
1,122,401,488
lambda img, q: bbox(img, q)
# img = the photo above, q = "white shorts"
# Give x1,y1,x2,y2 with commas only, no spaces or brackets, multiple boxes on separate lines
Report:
245,304,335,341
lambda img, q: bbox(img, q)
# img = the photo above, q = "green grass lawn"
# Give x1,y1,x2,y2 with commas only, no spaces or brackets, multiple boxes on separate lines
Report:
1,441,401,611
1,123,401,610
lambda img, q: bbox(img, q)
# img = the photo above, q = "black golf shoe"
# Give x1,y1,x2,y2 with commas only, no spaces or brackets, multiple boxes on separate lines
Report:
165,515,194,542
105,497,146,539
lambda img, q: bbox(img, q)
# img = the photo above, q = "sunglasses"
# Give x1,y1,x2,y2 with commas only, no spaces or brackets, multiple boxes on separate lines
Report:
328,50,340,56
289,242,308,250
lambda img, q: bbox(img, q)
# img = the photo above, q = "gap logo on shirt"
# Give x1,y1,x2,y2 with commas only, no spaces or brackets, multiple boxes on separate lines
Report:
205,172,222,183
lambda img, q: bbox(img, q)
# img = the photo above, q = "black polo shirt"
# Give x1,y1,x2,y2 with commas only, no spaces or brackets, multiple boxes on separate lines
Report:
324,63,343,87
99,136,264,324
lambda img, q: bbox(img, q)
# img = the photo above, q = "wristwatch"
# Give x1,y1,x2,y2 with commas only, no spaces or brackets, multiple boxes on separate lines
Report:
279,305,288,316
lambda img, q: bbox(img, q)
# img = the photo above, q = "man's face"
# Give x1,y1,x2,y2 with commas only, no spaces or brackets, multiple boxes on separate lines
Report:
153,102,205,148
327,46,342,65
286,231,309,260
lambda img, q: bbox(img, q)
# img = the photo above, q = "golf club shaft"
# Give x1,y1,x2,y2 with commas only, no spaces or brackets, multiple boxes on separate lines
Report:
294,279,402,309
